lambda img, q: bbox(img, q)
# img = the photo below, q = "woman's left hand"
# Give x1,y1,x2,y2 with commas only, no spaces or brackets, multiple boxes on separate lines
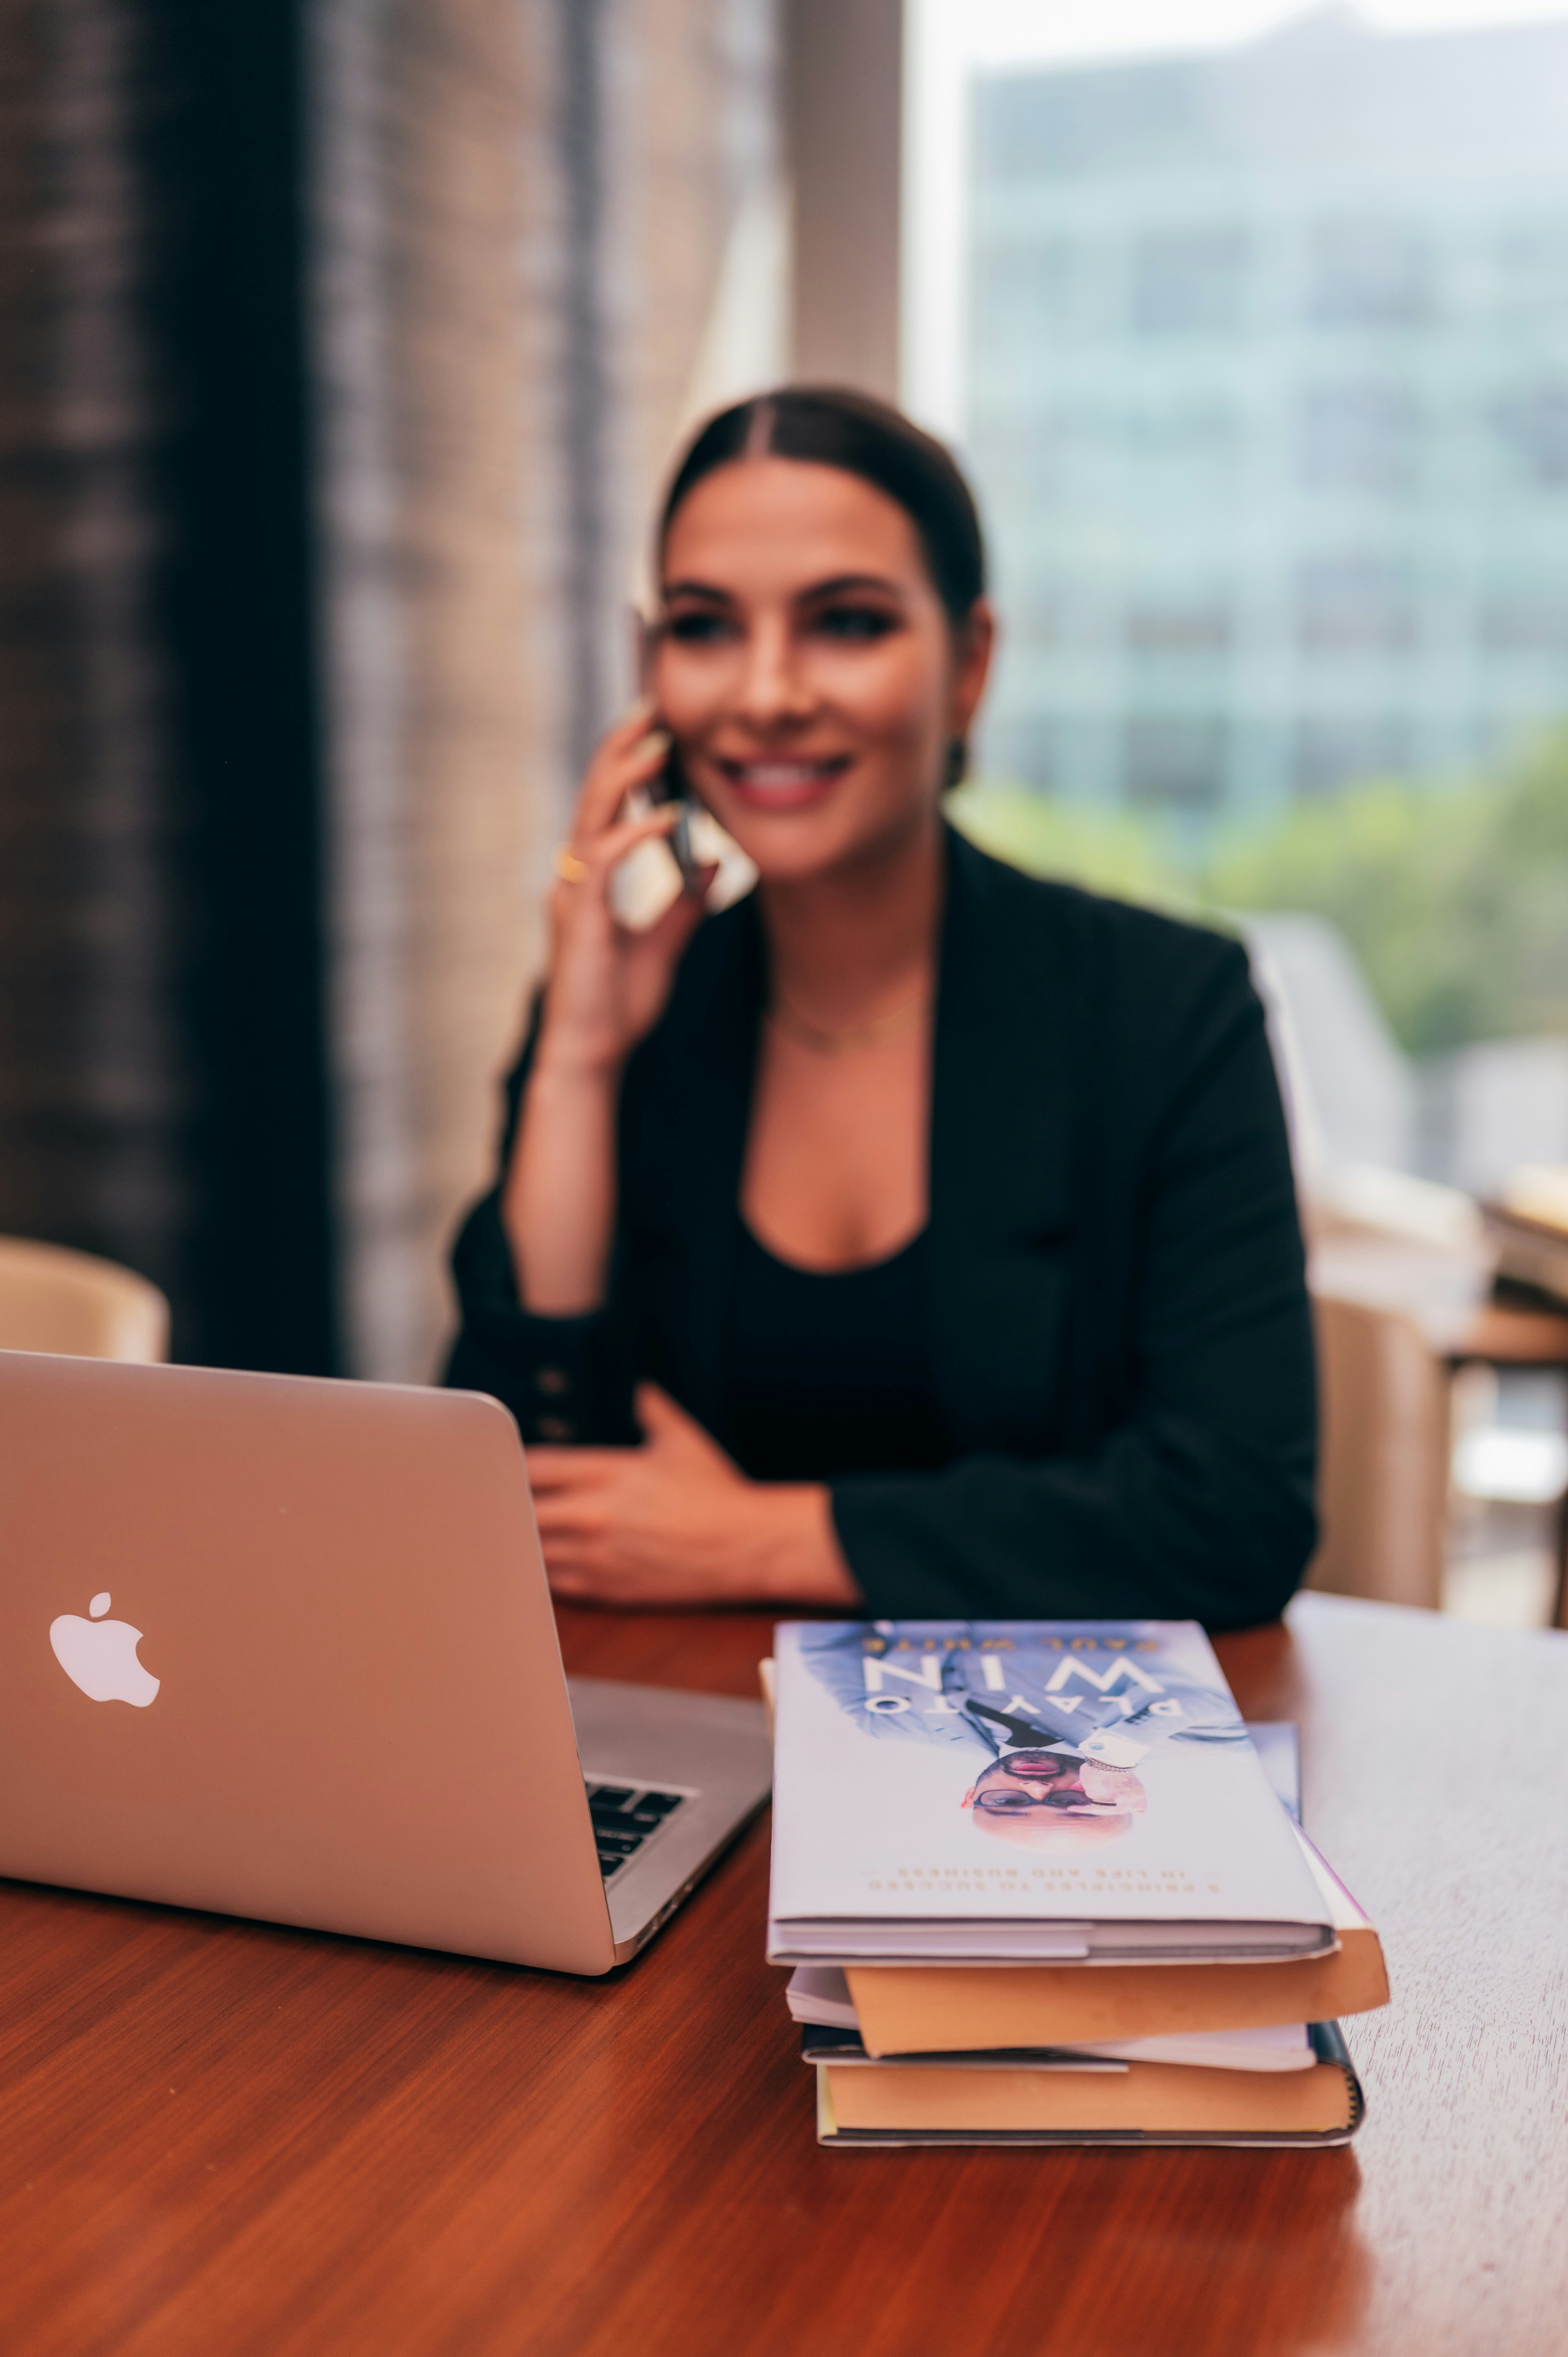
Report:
526,1385,860,1610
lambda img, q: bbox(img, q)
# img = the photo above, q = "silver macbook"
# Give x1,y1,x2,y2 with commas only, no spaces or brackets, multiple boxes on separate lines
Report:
0,1348,770,1972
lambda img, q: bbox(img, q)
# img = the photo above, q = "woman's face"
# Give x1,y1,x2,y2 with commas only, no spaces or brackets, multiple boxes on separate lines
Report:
651,457,992,884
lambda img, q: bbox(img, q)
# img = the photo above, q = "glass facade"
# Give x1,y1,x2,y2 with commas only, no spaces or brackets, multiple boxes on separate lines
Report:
964,9,1568,829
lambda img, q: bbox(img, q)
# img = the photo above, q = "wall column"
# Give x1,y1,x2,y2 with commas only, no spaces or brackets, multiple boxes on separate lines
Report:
785,0,902,399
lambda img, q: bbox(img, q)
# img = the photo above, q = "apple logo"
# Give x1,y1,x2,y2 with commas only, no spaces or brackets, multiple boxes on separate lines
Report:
49,1592,161,1708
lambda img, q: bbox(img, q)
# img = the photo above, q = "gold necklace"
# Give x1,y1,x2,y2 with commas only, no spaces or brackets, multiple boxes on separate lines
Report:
767,993,930,1056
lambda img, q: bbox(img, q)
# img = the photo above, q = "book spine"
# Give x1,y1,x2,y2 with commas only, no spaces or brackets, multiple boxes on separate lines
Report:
1308,2019,1365,2133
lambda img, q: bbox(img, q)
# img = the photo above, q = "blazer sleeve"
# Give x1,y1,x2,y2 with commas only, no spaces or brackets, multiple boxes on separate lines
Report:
830,938,1318,1632
442,1002,639,1446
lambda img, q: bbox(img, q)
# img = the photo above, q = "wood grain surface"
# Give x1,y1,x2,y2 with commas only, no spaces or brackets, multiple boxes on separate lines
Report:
2,1592,1565,2357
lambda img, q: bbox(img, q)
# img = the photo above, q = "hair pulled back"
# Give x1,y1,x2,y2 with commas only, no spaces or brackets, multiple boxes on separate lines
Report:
658,386,986,627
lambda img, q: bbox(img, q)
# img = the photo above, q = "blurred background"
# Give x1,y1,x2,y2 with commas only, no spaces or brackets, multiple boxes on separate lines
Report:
909,0,1568,1629
3,0,1566,1620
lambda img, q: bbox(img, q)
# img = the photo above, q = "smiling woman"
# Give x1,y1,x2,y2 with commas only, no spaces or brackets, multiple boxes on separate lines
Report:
445,388,1318,1625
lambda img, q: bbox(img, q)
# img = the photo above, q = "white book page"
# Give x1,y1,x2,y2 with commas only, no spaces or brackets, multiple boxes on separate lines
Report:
786,1968,1317,2070
1072,2023,1315,2072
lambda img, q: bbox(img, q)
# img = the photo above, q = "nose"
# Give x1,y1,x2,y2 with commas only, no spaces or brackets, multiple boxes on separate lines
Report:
734,613,814,734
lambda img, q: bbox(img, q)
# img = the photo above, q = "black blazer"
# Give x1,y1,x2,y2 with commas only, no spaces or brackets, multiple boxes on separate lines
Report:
446,828,1317,1628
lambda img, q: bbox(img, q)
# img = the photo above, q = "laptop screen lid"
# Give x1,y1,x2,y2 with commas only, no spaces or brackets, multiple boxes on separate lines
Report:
0,1349,617,1975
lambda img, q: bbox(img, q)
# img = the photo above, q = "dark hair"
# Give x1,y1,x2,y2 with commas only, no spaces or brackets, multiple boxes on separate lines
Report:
658,386,987,627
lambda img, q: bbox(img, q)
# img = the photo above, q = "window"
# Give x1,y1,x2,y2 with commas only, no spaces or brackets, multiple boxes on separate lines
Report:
970,237,1086,353
1124,401,1243,487
1294,717,1410,796
1481,598,1568,652
1125,605,1232,654
1297,561,1419,654
1008,592,1075,654
1490,384,1568,487
1299,386,1419,493
1309,219,1434,329
1494,217,1568,318
983,714,1063,792
1130,228,1249,336
1123,717,1228,809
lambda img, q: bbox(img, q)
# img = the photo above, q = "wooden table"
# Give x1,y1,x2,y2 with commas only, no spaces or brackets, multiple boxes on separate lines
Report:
4,1592,1566,2357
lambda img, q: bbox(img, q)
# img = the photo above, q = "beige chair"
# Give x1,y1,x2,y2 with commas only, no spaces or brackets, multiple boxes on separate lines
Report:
0,1237,170,1364
1306,1290,1450,1610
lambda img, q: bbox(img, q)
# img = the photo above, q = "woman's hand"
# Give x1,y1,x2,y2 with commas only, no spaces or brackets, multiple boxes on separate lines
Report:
536,702,714,1080
527,1384,861,1610
504,706,716,1314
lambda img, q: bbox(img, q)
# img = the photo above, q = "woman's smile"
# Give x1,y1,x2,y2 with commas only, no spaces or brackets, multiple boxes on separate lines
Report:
714,752,854,810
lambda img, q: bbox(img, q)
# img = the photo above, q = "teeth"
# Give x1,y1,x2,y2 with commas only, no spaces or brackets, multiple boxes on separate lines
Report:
736,763,835,788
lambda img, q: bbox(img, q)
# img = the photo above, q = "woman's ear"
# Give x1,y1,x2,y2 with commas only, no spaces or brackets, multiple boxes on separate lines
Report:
950,599,996,740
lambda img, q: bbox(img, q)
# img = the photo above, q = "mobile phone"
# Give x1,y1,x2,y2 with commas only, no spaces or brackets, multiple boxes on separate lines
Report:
646,742,702,891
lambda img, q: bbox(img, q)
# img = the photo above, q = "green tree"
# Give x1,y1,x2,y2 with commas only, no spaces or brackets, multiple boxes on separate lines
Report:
950,731,1568,1057
946,783,1194,915
1203,735,1568,1054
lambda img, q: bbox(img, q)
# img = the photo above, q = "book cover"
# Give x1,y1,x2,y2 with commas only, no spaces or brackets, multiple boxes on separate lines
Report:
769,1620,1329,1962
814,2022,1364,2148
843,1820,1388,2049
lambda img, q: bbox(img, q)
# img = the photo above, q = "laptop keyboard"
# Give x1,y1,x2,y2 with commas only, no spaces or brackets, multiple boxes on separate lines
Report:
587,1783,685,1877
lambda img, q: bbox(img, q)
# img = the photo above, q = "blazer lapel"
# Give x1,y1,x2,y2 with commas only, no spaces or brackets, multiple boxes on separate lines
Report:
928,829,1079,1453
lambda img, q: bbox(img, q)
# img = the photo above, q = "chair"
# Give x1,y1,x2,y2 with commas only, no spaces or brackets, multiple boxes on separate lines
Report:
1306,1291,1450,1610
0,1237,170,1364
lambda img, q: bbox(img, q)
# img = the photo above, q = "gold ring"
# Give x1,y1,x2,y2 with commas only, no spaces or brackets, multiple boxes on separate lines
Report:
552,843,591,884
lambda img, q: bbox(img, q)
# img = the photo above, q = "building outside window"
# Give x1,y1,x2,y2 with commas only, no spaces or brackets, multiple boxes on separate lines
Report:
936,4,1568,825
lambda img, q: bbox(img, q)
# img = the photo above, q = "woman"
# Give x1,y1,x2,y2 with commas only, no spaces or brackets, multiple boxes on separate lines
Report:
447,388,1316,1624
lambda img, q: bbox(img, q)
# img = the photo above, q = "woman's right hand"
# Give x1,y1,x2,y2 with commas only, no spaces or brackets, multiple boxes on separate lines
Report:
534,704,715,1081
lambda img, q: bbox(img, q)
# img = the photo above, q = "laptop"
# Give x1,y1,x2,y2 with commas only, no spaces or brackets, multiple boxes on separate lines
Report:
0,1348,771,1973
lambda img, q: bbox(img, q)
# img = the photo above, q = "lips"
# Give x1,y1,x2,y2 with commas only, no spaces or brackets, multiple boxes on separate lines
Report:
715,754,851,810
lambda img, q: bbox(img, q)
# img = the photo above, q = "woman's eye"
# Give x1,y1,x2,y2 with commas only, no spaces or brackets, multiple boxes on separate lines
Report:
814,605,898,641
665,610,734,644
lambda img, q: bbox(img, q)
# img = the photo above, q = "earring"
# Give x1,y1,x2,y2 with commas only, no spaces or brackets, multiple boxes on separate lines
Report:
944,737,968,791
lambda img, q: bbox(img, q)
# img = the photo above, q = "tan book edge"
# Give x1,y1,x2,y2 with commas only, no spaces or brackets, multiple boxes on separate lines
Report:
822,2054,1356,2136
847,1841,1387,2053
758,1657,1389,2053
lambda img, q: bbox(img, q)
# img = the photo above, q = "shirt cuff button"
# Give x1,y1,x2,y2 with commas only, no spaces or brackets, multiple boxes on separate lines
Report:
536,1415,575,1441
537,1366,570,1396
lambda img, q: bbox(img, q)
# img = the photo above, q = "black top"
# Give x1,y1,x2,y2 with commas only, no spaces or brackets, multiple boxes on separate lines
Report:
445,826,1318,1628
725,1222,950,1482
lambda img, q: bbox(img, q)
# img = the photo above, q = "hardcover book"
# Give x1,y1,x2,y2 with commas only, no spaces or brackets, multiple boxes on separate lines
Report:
767,1620,1333,1966
843,1822,1388,2053
813,2021,1364,2149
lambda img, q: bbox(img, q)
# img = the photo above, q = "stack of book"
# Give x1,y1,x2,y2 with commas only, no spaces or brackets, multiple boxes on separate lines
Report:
1483,1165,1568,1310
763,1618,1388,2149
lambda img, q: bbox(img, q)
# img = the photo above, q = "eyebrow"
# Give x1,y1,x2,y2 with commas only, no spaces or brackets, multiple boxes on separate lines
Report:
802,572,909,603
660,571,911,605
